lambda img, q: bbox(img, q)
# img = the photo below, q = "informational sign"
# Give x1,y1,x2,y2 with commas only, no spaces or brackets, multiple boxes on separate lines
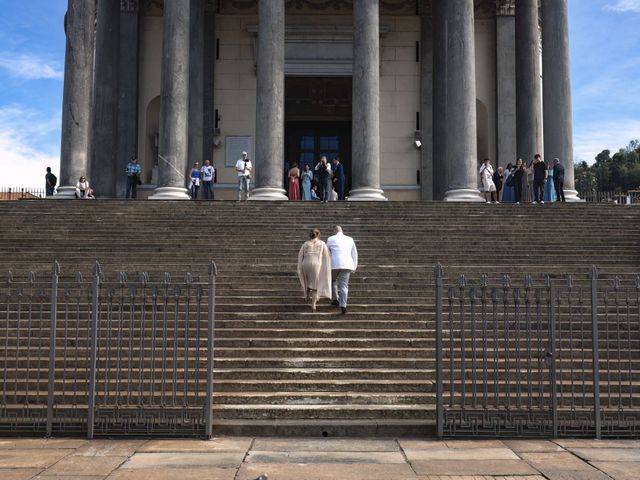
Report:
225,136,252,167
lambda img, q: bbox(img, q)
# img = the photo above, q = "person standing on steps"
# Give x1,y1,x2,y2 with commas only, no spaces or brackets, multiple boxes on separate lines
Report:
315,156,332,203
201,159,215,200
513,158,526,204
125,158,142,199
332,156,346,200
532,154,547,204
45,167,57,197
327,226,358,315
301,164,313,201
288,162,301,201
189,162,201,200
297,229,332,312
236,151,252,201
553,158,566,202
479,158,498,203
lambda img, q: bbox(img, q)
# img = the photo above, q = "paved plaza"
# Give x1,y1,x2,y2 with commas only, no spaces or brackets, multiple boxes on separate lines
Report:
0,437,639,480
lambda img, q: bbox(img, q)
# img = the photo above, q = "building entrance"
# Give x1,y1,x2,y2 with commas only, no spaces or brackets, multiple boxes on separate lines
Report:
284,77,352,196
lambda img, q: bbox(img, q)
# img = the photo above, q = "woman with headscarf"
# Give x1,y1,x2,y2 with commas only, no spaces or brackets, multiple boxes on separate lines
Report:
297,229,332,311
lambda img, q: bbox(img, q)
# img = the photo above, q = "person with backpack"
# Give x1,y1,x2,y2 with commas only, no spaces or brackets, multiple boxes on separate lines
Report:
45,167,57,197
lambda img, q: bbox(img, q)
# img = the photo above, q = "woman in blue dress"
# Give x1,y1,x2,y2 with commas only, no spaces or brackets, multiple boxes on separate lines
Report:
544,161,557,202
301,164,313,201
501,163,515,202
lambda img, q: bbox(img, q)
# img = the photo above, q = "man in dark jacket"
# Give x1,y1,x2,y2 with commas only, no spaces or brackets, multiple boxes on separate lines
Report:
553,158,566,202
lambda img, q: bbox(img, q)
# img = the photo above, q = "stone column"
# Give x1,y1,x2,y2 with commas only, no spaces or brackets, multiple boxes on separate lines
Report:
420,3,434,201
515,0,543,165
188,0,204,167
150,0,191,200
58,0,96,199
436,0,482,202
350,0,386,201
203,6,216,161
115,1,141,197
431,0,447,201
496,9,517,168
251,0,287,200
90,0,120,198
542,0,579,201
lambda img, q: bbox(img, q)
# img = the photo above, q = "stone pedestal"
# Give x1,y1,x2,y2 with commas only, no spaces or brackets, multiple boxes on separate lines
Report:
516,0,543,165
251,0,288,201
542,0,579,201
58,0,96,199
150,0,191,200
349,0,386,202
90,0,120,198
435,0,482,202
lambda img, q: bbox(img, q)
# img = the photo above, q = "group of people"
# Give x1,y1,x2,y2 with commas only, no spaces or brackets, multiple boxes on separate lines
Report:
479,155,566,204
189,159,216,200
297,226,358,313
287,156,346,202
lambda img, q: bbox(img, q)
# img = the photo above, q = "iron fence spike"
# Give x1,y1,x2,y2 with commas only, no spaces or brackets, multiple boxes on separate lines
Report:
7,271,12,283
28,271,36,285
524,274,533,289
480,274,488,287
93,261,102,277
118,271,127,285
164,272,171,286
185,272,193,285
613,276,621,290
209,261,218,276
52,261,61,276
458,274,466,288
502,274,511,288
75,272,83,283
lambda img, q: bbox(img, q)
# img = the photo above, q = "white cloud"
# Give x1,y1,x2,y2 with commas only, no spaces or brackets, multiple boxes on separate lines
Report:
606,0,640,13
0,105,60,189
574,118,640,164
0,52,63,80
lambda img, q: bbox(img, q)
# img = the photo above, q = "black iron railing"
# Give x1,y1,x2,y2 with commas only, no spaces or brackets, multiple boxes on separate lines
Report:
435,265,640,439
0,261,217,439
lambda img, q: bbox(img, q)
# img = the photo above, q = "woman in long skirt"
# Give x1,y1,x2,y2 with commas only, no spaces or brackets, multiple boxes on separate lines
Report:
301,164,313,201
544,162,557,202
297,229,332,311
288,163,301,201
501,163,515,203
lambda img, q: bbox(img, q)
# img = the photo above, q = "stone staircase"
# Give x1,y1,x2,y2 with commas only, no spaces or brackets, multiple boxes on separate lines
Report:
0,201,638,436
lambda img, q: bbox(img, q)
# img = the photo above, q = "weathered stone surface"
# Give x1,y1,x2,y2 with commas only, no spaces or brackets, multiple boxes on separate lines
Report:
556,440,640,449
123,452,245,469
0,469,43,480
247,451,406,464
72,440,145,457
568,448,640,462
0,450,71,469
251,0,287,200
397,439,448,450
444,440,506,449
150,0,191,200
0,439,87,450
33,476,105,480
139,439,252,453
590,461,640,480
411,459,539,476
58,0,96,197
502,440,565,453
252,438,399,452
350,0,386,201
107,467,237,480
520,452,611,480
404,447,519,461
43,455,127,476
237,463,417,480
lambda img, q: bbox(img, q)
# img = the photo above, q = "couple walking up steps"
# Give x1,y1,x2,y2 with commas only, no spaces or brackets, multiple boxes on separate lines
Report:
297,226,358,314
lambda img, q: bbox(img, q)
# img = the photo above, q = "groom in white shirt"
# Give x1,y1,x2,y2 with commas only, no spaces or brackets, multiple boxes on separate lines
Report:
327,226,358,315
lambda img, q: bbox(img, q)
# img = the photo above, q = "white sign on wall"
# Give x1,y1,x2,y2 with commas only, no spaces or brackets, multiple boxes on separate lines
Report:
225,136,252,168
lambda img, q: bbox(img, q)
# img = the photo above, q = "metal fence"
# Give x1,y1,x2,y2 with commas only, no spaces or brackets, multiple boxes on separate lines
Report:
0,261,217,438
579,190,640,204
0,187,47,200
435,265,640,439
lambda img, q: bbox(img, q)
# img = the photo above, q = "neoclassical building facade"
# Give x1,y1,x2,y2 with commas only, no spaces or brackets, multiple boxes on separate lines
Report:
58,0,577,201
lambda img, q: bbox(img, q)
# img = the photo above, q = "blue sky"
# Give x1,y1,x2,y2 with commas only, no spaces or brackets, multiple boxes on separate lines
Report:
0,0,639,188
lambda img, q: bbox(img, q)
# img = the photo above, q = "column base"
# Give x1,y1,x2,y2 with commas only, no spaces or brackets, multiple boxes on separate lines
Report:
564,189,583,202
444,188,484,202
249,187,288,201
54,186,79,199
149,186,191,200
347,187,388,202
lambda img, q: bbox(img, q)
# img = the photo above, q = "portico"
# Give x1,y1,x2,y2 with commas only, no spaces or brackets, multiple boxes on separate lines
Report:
59,0,578,202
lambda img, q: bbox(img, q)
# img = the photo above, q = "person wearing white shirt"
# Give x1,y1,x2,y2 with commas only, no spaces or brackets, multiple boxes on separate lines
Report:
235,151,252,201
326,226,358,314
479,158,497,204
314,156,332,203
75,176,93,199
201,159,215,200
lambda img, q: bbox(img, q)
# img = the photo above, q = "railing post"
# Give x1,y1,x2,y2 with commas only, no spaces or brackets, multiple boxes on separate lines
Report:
87,262,101,439
46,261,60,437
205,261,218,439
590,265,602,439
546,275,558,438
435,263,444,438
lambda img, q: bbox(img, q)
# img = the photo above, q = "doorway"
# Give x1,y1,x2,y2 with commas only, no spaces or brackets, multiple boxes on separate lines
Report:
284,77,352,194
